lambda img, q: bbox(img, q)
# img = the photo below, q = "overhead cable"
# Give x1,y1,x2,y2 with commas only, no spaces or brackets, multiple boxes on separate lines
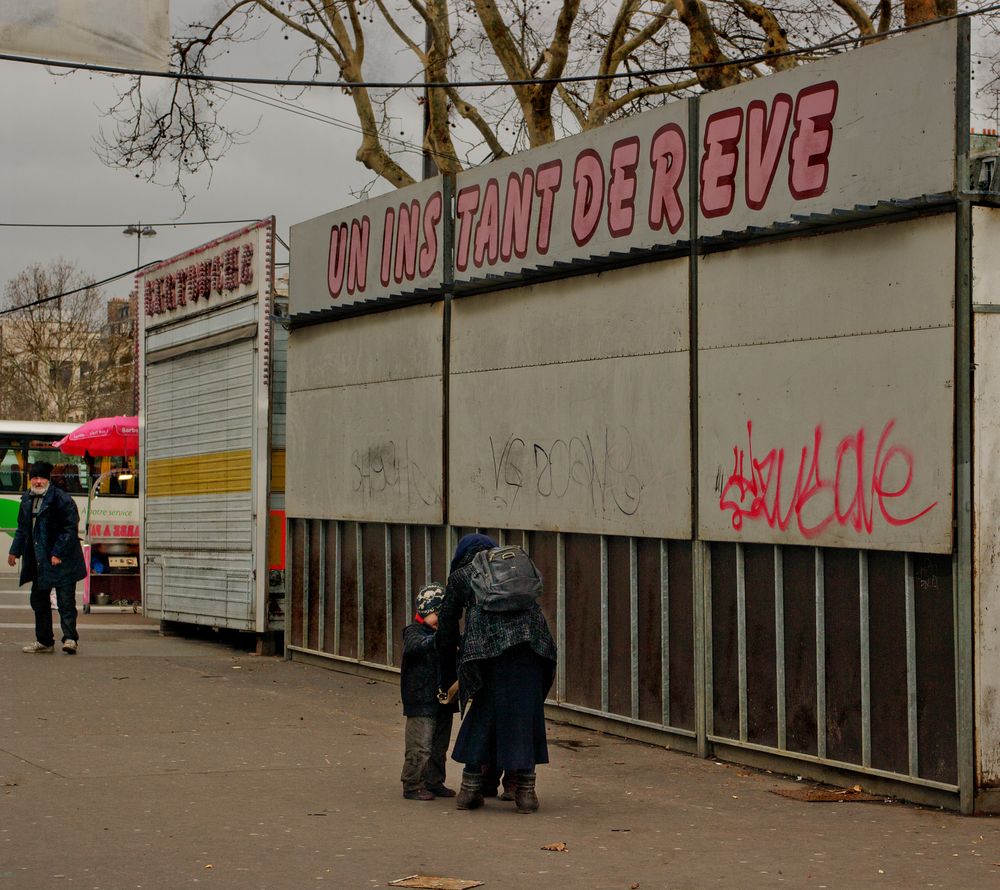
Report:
0,264,157,318
0,6,995,91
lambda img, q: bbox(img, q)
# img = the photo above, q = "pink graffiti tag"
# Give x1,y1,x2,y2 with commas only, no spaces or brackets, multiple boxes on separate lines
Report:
719,420,937,539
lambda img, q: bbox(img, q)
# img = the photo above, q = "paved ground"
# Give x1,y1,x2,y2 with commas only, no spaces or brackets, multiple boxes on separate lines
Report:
1,574,998,890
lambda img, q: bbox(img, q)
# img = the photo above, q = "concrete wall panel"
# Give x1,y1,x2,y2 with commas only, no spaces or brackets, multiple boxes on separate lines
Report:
699,215,955,552
449,262,691,537
287,304,444,523
973,205,1000,786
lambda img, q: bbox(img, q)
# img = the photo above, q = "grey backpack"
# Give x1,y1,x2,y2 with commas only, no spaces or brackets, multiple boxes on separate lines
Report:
469,545,543,612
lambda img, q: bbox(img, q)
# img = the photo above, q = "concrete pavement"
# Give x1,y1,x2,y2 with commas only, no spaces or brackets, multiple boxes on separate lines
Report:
0,582,998,890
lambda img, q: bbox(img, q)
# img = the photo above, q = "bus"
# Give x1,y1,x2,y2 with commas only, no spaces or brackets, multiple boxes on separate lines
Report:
0,420,141,610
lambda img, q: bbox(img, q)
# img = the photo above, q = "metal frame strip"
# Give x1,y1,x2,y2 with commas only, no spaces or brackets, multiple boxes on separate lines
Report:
905,553,920,777
385,525,393,665
557,532,566,704
661,540,670,728
860,550,871,768
424,527,432,587
701,542,713,745
737,542,747,742
334,521,342,653
601,535,609,714
404,526,413,613
954,18,976,813
302,518,310,649
816,548,827,760
630,537,640,721
356,523,364,661
775,546,787,750
317,519,326,650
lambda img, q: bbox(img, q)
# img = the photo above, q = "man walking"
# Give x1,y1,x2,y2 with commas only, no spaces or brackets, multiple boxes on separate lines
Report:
6,461,87,653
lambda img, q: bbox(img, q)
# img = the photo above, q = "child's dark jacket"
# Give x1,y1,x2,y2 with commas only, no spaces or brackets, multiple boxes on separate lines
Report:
401,622,450,717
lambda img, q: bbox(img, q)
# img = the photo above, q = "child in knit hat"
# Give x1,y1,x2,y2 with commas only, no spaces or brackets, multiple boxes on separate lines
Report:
399,583,456,800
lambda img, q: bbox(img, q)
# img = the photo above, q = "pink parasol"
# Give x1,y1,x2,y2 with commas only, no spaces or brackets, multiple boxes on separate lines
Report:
54,415,139,457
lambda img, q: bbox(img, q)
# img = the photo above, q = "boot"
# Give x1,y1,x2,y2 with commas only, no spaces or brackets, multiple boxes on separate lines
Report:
456,769,485,810
499,771,518,801
514,771,538,813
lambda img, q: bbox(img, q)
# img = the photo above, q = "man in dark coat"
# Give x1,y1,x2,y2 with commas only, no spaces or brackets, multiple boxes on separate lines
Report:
6,461,87,654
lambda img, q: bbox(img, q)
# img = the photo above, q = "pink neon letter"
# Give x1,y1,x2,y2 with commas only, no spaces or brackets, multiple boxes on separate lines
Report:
607,137,640,237
501,170,534,261
572,149,604,247
455,186,480,272
648,124,686,234
473,179,500,268
700,108,743,219
327,223,348,299
534,160,562,254
380,207,394,287
745,95,792,211
788,81,838,200
419,192,442,278
394,200,420,283
346,217,369,294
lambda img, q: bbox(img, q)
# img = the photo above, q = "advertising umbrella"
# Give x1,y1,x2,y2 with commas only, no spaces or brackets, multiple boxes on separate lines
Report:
54,415,139,457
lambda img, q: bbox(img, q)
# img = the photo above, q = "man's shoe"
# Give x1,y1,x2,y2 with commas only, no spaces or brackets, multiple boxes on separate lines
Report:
426,784,456,798
402,788,435,801
62,639,78,654
22,642,53,653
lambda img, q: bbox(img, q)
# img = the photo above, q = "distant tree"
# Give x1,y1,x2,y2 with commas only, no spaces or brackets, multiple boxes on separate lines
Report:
0,262,133,422
99,0,986,197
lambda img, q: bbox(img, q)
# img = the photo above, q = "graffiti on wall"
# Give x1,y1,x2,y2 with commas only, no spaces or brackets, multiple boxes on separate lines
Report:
483,426,643,518
718,419,937,540
352,441,440,508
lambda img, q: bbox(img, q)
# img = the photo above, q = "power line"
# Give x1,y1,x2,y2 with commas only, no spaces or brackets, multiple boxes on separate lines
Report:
0,264,156,318
0,218,262,229
226,83,463,163
226,83,464,165
0,6,996,91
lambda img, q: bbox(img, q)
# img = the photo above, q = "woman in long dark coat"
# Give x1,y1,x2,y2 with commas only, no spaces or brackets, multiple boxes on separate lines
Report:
436,534,557,813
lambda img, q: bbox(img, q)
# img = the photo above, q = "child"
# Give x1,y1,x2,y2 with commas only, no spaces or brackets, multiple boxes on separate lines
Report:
400,583,456,800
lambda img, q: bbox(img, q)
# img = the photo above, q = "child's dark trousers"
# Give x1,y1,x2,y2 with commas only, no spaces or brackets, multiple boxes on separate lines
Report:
401,711,453,792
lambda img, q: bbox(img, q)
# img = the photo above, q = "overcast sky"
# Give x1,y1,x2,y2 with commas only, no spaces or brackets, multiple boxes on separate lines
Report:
0,4,996,309
0,1,424,305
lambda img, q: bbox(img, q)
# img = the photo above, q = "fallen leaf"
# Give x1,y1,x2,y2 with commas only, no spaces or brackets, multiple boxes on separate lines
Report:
388,878,483,889
541,842,568,853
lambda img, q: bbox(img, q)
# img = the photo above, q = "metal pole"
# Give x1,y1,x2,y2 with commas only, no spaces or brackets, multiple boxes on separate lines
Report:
954,16,975,814
422,22,436,181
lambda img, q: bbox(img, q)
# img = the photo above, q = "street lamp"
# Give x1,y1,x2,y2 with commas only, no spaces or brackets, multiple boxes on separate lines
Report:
122,223,156,268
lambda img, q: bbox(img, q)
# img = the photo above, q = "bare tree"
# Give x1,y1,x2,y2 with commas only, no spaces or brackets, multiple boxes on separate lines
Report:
0,262,133,422
98,0,991,196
